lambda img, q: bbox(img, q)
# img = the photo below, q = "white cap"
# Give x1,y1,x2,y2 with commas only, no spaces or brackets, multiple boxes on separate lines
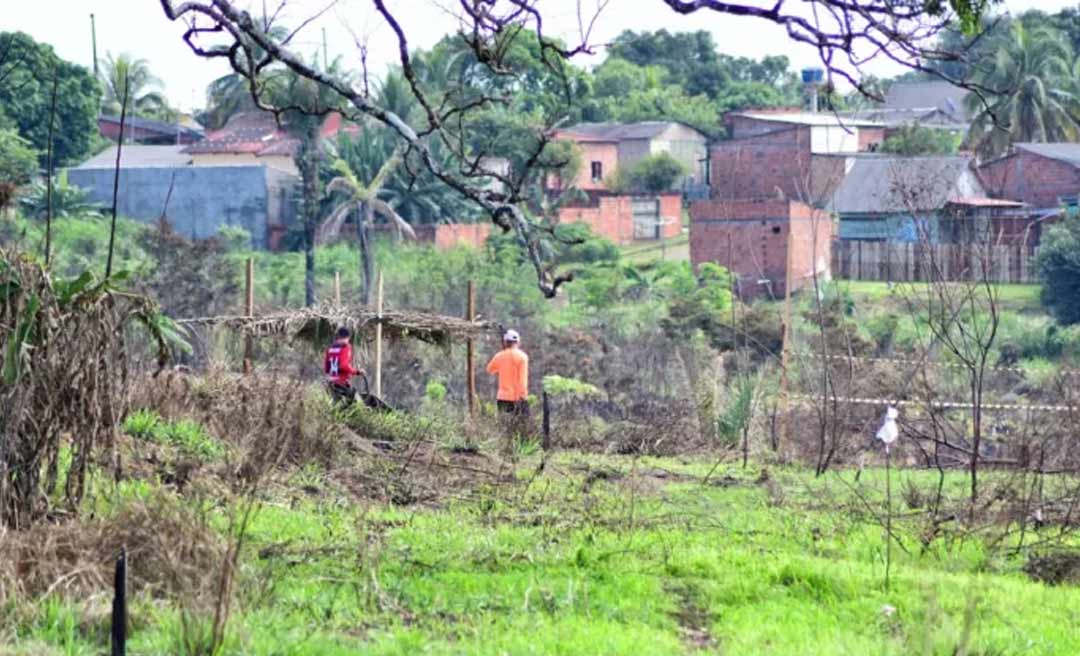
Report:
503,329,520,343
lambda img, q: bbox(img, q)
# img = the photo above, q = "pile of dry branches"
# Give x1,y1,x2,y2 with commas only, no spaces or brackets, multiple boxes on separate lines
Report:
0,250,171,528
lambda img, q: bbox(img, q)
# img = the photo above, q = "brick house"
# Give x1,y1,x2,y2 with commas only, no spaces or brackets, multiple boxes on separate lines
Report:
98,114,205,145
977,143,1080,210
554,121,709,190
689,199,832,298
710,112,884,205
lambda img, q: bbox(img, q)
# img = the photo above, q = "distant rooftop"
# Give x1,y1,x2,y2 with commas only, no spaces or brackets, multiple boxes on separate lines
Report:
1013,142,1080,168
99,114,204,141
558,121,701,141
884,80,969,120
183,111,357,157
74,145,191,169
829,155,979,214
732,111,883,128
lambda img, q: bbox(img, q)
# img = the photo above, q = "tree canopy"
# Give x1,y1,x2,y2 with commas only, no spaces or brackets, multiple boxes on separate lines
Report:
0,31,101,167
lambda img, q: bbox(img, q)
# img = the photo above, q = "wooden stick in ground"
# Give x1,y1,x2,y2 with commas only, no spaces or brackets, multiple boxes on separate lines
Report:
885,443,893,591
44,68,58,265
777,222,795,451
466,279,476,419
334,271,341,305
243,257,254,374
105,72,130,278
374,269,383,398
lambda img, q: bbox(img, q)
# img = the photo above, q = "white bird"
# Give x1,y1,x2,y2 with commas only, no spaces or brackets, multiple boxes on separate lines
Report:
876,406,899,452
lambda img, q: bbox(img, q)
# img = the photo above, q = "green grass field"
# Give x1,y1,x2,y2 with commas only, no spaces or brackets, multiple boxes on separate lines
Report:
8,454,1080,656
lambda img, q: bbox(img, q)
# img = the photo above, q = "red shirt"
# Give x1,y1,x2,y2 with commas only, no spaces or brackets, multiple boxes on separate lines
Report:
324,340,357,384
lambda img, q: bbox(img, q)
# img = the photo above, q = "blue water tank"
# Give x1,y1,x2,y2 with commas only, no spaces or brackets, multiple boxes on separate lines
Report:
801,67,824,84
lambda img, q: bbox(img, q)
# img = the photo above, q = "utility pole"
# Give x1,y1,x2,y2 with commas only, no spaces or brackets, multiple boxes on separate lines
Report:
90,14,98,77
322,28,329,69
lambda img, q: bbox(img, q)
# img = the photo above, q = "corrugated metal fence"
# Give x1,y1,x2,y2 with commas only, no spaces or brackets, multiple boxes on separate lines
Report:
832,240,1041,284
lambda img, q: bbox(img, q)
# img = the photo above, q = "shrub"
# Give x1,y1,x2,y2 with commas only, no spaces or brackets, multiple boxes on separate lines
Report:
425,380,447,403
1037,213,1080,325
0,129,38,211
542,374,600,398
122,408,162,440
608,153,686,193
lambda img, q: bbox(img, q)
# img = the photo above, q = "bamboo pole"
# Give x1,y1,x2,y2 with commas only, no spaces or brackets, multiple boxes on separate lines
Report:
466,280,477,418
374,270,383,398
243,257,254,374
334,271,341,305
777,222,795,451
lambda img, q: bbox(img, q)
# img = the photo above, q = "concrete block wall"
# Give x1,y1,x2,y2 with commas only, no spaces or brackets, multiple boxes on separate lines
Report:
68,165,295,248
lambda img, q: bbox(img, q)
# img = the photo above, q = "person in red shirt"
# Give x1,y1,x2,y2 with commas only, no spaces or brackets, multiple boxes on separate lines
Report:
486,329,529,418
324,327,364,403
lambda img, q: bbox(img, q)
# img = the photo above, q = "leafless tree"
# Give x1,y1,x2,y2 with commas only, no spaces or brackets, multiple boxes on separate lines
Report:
157,0,994,297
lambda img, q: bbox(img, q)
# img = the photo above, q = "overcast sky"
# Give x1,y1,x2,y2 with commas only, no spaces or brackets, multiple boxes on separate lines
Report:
8,0,1076,113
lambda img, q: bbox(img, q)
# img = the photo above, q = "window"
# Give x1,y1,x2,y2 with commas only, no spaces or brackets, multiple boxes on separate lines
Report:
590,161,603,182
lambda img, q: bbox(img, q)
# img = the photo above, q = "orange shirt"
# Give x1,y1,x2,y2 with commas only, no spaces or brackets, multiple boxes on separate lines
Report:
486,347,529,402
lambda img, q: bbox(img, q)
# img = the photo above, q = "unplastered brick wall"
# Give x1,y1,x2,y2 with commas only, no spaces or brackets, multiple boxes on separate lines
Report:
689,199,832,299
558,193,682,244
710,127,815,203
978,150,1080,208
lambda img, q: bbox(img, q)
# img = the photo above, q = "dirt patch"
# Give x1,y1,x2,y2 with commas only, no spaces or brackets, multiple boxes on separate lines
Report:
1023,551,1080,586
667,581,718,652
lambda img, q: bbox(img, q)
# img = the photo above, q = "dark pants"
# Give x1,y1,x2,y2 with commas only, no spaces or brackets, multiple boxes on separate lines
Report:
330,382,357,405
497,400,530,416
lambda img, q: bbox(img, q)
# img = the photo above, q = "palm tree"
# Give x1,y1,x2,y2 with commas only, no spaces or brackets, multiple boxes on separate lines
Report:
966,22,1078,159
321,128,415,305
199,26,290,130
99,52,172,121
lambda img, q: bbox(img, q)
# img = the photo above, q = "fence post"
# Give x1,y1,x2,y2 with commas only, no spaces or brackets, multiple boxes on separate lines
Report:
542,390,551,450
777,224,794,451
374,270,383,399
111,547,127,656
466,280,476,419
243,257,254,374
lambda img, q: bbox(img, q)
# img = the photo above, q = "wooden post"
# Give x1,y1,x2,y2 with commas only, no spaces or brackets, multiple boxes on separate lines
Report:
542,391,551,450
374,270,384,398
243,257,254,374
777,223,795,451
466,280,477,418
111,547,127,656
334,271,341,305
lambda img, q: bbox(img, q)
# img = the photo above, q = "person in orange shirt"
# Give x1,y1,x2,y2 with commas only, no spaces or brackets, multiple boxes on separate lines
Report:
486,329,529,417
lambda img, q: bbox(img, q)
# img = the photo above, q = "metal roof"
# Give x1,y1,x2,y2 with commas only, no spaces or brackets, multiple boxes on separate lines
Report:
559,121,700,142
74,145,191,169
99,114,204,140
829,155,979,214
883,81,969,121
1014,142,1080,168
733,111,883,128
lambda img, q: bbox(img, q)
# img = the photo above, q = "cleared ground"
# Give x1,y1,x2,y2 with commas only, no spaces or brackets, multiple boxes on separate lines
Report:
7,450,1080,655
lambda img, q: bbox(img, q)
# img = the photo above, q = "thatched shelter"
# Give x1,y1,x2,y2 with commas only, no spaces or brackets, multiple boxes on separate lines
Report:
177,304,496,349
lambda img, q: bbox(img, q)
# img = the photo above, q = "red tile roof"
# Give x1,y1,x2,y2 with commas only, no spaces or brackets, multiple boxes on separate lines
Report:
183,111,357,157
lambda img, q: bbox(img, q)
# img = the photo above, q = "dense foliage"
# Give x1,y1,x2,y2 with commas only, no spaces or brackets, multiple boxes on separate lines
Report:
0,31,101,167
1037,212,1080,325
0,130,37,210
